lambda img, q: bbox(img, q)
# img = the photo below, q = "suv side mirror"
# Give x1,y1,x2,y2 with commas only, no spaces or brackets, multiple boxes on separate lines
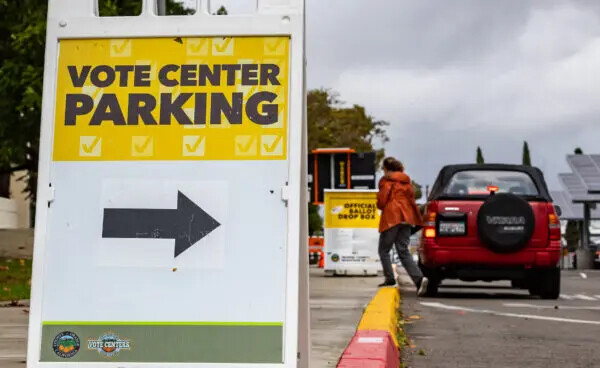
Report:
554,205,562,217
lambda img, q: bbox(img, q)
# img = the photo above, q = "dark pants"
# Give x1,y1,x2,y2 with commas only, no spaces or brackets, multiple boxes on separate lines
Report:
379,224,423,286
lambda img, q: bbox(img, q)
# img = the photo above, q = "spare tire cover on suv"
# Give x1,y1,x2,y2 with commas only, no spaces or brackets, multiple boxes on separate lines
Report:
477,193,535,253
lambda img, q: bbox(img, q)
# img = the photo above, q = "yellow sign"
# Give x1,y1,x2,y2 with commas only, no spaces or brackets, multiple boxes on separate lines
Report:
324,191,380,229
52,37,289,161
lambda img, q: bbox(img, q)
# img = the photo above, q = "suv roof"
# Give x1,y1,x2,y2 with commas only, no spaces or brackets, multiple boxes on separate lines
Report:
428,164,552,202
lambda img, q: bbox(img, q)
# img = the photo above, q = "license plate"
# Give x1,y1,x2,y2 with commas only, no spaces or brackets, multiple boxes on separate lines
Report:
439,221,466,235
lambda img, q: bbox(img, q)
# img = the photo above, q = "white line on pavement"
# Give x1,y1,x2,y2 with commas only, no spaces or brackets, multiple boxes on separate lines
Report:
560,294,574,300
420,302,600,325
573,294,597,301
503,303,600,310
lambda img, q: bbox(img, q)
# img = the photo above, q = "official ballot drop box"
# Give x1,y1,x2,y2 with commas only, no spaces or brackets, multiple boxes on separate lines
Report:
323,190,382,275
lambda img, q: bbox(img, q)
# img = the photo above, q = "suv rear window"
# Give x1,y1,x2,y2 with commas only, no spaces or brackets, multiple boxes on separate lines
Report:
444,170,539,196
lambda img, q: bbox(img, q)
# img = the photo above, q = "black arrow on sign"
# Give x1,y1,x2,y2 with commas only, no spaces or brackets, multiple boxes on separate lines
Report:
102,191,220,257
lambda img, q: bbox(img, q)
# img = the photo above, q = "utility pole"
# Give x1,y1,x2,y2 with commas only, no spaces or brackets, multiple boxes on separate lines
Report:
157,0,166,15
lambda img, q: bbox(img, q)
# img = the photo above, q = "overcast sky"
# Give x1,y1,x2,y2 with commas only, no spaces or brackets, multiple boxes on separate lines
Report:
207,0,600,190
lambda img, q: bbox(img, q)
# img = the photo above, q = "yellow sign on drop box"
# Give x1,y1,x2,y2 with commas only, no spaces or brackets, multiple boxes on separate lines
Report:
324,191,380,229
52,37,289,161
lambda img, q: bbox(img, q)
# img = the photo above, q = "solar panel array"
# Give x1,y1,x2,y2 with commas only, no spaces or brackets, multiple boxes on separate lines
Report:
550,191,600,220
558,173,587,198
553,154,600,220
567,154,600,193
551,191,578,219
559,155,600,202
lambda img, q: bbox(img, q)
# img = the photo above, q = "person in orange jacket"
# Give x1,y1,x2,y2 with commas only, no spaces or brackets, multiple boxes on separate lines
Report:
377,157,428,295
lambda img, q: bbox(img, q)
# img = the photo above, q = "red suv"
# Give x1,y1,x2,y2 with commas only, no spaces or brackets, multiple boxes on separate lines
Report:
419,164,562,299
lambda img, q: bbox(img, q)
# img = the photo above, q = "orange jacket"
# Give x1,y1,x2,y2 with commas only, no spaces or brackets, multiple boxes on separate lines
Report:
377,172,423,233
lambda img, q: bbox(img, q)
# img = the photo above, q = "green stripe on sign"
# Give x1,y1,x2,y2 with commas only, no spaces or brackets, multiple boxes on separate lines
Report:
41,323,283,363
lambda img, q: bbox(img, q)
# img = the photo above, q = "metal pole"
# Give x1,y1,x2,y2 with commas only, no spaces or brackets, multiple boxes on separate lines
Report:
157,0,166,15
577,203,594,269
330,154,334,190
583,203,591,249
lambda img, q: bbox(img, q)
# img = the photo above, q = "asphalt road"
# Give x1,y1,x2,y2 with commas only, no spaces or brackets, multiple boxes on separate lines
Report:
401,270,600,368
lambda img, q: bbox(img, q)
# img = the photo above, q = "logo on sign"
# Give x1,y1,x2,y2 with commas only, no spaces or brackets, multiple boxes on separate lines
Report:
87,333,131,358
331,205,343,215
52,331,81,358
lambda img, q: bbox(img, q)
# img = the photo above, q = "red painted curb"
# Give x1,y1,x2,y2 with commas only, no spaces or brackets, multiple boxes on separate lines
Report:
337,330,399,368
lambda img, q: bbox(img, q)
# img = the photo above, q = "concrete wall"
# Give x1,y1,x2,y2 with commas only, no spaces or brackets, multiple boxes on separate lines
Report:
0,171,31,229
0,198,18,229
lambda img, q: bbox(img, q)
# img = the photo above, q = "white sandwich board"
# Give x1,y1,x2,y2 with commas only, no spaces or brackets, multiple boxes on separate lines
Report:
27,0,308,366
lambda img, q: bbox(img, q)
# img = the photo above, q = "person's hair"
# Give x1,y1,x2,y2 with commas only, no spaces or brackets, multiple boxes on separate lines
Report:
382,157,404,172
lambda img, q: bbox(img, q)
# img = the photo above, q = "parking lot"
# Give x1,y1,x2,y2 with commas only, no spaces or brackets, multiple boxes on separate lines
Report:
401,270,600,368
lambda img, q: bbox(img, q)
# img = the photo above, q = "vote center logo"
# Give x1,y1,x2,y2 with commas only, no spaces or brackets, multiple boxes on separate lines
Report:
87,333,131,357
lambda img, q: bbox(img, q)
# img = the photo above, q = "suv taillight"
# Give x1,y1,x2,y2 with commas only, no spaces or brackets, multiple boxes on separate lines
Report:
548,209,561,241
424,212,436,238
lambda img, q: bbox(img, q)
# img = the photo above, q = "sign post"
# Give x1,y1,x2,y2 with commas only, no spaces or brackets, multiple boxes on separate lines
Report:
323,190,381,275
27,1,307,366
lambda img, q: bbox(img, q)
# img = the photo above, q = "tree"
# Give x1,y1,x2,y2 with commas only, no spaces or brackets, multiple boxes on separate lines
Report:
0,0,48,205
214,6,228,15
308,203,323,236
565,220,580,252
476,146,484,164
0,0,193,209
98,0,193,16
522,141,531,166
306,89,425,201
574,147,584,155
307,89,389,166
413,181,422,200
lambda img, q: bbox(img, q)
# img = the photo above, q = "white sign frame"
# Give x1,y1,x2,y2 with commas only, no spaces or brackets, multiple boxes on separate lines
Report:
27,0,308,367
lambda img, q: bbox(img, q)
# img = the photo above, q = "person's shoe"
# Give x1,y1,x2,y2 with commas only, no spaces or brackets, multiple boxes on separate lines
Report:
417,277,429,297
378,279,396,287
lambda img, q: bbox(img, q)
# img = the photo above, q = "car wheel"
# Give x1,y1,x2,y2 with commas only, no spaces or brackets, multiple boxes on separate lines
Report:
423,278,441,297
539,268,561,300
418,260,434,278
511,279,527,289
418,260,441,296
527,268,560,299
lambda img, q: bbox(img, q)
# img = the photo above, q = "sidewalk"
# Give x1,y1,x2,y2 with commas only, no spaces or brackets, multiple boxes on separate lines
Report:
0,306,28,368
309,267,379,366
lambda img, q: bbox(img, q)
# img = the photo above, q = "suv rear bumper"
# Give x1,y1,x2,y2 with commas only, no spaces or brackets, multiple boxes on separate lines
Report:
420,241,561,269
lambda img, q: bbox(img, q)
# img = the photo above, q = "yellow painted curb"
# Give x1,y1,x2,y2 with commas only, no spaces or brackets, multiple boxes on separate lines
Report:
356,287,401,347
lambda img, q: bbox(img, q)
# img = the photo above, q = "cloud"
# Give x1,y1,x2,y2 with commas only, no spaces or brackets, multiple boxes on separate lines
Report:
307,0,600,188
